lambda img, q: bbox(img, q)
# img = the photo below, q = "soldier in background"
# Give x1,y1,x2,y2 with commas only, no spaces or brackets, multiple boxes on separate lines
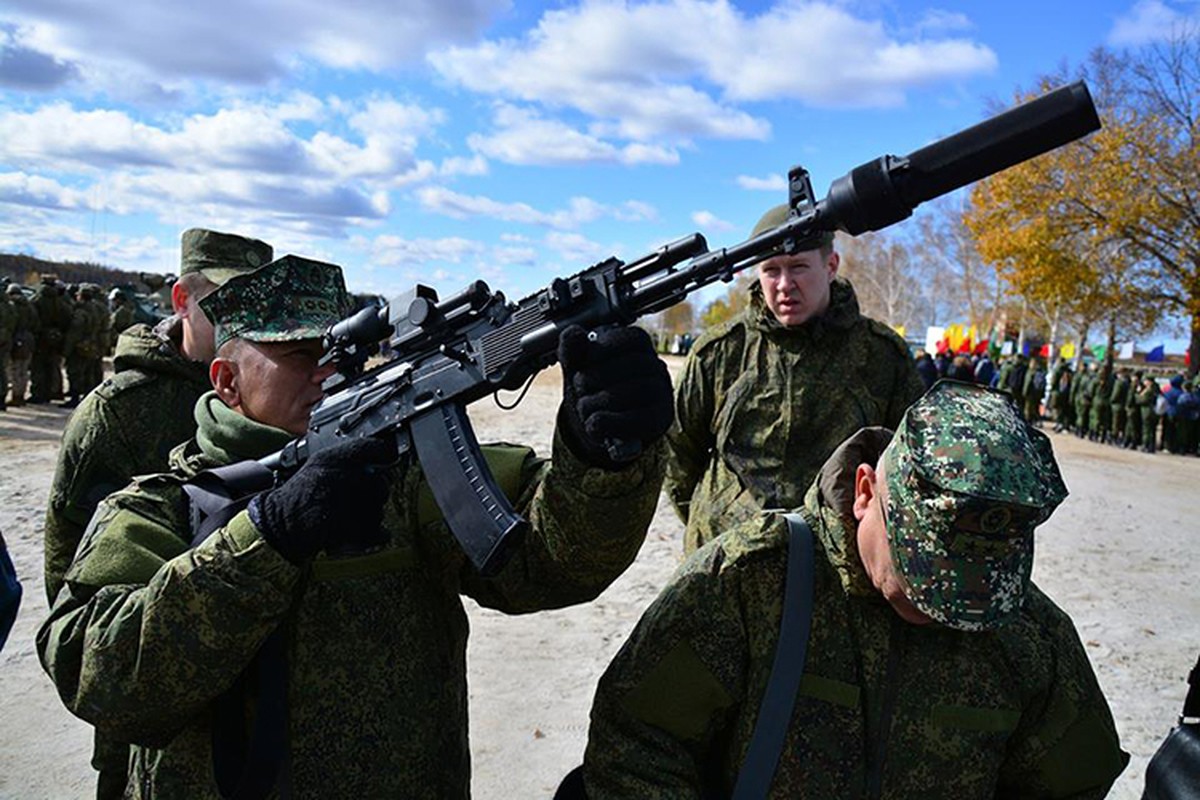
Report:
63,284,95,408
1109,368,1131,448
6,282,38,405
579,382,1127,798
108,288,136,347
30,274,71,403
1124,370,1144,449
1075,364,1094,439
42,228,272,800
1050,360,1073,432
1136,375,1160,453
0,281,14,410
666,204,922,554
1022,355,1046,426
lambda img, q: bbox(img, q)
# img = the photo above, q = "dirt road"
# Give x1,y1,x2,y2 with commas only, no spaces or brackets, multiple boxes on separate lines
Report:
1,362,1197,798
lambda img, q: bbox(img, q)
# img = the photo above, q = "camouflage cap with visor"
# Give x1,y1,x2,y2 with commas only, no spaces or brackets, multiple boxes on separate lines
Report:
881,380,1068,631
200,255,350,351
751,203,836,255
180,228,273,285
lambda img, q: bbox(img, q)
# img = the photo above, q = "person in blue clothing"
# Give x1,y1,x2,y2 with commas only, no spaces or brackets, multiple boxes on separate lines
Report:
1161,375,1185,453
0,529,20,651
1177,379,1200,455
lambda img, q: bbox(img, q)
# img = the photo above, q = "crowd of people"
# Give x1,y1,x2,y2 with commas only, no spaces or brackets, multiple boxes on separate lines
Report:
2,212,1141,798
0,274,144,411
914,349,1200,456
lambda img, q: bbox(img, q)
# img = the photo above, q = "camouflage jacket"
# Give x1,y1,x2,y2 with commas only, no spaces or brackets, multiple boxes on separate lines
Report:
39,392,663,799
8,292,39,356
0,295,14,354
666,279,922,554
43,318,211,603
584,430,1127,799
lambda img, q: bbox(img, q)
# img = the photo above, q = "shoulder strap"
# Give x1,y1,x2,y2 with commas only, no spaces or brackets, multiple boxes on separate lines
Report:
731,513,816,800
183,460,276,547
182,461,289,800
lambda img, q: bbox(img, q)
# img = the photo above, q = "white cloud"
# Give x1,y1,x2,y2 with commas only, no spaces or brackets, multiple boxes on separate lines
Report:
1108,0,1192,46
737,173,787,191
430,0,996,146
359,233,486,269
3,0,509,94
544,231,609,263
467,104,680,166
0,95,450,234
415,186,652,230
691,210,736,232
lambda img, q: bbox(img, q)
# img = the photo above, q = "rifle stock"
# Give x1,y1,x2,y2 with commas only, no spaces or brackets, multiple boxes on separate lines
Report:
247,81,1100,577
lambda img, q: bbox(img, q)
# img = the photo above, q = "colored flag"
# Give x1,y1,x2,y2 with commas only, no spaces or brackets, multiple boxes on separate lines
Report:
1091,344,1107,361
1061,342,1076,359
1146,344,1165,363
973,339,990,356
1039,344,1051,358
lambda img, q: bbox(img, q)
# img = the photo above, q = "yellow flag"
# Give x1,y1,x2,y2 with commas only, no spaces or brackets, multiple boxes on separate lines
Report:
1061,342,1076,359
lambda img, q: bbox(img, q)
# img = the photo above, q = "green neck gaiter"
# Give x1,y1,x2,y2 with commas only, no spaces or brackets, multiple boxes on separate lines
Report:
194,391,295,465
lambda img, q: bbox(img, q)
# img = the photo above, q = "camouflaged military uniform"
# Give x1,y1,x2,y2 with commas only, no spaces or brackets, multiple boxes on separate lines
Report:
0,289,15,408
5,285,38,405
39,391,663,799
43,317,211,604
584,390,1127,799
667,279,923,554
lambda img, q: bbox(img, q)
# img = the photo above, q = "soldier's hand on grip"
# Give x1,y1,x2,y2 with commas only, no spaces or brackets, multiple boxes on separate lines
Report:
557,324,673,469
249,436,395,564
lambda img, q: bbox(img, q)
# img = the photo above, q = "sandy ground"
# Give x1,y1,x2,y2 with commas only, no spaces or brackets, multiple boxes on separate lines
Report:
1,357,1197,799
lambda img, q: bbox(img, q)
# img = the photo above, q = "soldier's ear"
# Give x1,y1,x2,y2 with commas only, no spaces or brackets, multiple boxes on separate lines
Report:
211,357,241,408
852,463,877,522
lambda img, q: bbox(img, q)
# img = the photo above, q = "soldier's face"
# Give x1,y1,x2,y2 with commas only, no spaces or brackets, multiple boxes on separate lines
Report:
757,249,838,327
213,338,335,435
853,461,933,626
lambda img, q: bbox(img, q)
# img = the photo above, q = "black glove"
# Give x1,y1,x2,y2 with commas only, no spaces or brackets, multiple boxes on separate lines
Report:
248,437,395,564
558,324,674,469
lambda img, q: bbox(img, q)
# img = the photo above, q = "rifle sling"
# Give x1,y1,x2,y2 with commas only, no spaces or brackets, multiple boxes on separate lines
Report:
184,461,289,800
731,513,815,800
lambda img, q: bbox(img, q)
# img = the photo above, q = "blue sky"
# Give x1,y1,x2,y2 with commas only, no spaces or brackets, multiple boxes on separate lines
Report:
0,0,1193,308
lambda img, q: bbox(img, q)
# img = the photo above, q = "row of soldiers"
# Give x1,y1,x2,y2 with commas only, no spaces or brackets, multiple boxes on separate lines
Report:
1048,362,1200,454
0,275,139,410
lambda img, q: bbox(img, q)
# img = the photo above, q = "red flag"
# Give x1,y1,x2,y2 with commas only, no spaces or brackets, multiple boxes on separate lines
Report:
956,339,972,354
973,339,990,355
1039,344,1050,358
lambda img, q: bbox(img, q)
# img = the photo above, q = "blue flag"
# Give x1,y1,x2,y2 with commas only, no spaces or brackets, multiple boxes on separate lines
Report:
1145,344,1165,363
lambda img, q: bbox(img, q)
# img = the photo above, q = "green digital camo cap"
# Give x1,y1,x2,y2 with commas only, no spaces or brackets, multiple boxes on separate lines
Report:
881,379,1068,631
750,203,836,254
200,254,349,351
180,228,273,285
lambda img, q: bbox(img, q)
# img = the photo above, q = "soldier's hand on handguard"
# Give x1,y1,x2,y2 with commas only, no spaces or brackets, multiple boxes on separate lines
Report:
557,324,673,469
248,437,395,564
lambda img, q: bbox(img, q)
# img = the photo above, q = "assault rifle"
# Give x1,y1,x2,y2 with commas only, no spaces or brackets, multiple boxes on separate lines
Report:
201,81,1100,577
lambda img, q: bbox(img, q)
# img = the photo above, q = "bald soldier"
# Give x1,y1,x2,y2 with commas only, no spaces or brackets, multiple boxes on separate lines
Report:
666,204,923,554
39,254,672,798
42,228,271,800
578,381,1127,798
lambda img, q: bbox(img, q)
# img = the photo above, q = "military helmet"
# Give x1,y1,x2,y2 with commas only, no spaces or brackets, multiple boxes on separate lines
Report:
5,283,21,296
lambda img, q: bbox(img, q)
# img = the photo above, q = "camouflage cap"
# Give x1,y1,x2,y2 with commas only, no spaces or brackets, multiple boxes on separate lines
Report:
751,203,835,254
881,379,1068,631
200,255,349,350
180,228,273,285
